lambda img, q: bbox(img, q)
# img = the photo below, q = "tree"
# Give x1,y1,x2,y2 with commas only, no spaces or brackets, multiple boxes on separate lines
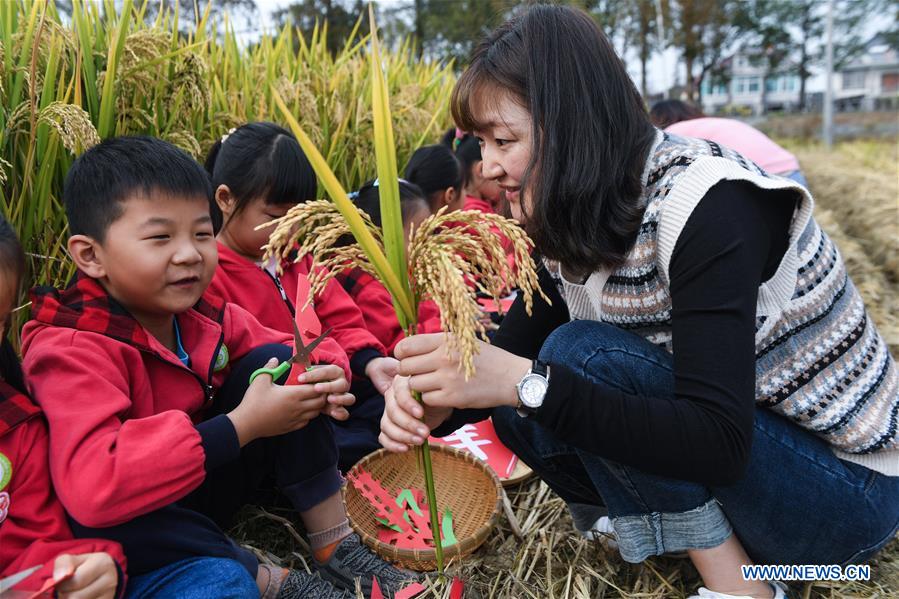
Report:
670,0,742,102
416,0,514,65
790,0,886,110
273,0,366,55
632,0,658,99
736,0,798,114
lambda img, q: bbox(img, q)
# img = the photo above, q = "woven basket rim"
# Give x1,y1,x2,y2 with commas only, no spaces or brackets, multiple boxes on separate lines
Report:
344,444,503,563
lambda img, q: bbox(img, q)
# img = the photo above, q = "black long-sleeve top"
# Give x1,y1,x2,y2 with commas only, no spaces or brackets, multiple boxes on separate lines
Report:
434,180,797,486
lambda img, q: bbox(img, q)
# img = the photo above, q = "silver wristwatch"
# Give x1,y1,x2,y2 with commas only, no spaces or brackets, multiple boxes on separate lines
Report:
516,359,550,417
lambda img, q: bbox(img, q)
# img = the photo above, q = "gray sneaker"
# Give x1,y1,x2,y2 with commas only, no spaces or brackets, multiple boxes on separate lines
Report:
317,533,421,596
277,569,355,599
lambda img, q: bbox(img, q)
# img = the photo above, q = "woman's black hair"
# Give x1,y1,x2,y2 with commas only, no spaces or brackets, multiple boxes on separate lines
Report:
649,100,704,129
204,122,317,232
403,144,462,212
0,215,26,394
452,4,657,272
351,179,430,229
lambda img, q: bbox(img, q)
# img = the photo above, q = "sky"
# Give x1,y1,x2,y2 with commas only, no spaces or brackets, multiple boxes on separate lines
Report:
245,0,890,95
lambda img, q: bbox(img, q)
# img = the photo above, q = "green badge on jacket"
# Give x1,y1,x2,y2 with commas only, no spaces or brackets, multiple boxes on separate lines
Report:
214,345,230,372
0,453,12,492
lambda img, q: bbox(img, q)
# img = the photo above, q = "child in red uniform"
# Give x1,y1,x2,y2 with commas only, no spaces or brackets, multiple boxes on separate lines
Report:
339,179,442,356
0,216,125,599
403,144,464,214
204,122,398,470
444,129,516,274
442,128,504,216
21,137,413,598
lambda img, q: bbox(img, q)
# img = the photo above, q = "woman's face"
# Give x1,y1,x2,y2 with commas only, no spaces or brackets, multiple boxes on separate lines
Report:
472,96,533,222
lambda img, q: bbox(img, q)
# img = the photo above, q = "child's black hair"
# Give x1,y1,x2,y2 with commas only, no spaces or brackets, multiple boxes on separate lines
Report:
649,99,704,129
440,127,483,191
351,179,430,229
455,133,483,191
403,144,462,211
64,136,213,242
204,122,317,232
0,215,25,394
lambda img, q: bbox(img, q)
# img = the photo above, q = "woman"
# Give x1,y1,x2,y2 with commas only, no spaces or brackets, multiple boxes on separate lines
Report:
379,6,898,599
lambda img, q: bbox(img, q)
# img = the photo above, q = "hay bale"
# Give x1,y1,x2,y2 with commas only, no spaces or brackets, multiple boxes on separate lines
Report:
794,141,899,284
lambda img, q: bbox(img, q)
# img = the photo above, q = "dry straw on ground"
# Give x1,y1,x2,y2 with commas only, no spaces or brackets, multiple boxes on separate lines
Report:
233,477,899,598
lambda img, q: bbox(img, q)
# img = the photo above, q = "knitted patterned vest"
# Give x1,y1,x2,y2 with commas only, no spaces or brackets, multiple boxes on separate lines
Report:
545,131,898,475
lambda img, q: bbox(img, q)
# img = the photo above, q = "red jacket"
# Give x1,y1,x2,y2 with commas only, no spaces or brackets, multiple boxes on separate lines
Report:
337,268,442,356
20,273,348,529
462,196,517,273
0,381,126,593
208,242,385,375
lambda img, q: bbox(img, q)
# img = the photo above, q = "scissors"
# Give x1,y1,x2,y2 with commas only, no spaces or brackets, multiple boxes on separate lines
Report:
0,565,42,595
249,323,333,384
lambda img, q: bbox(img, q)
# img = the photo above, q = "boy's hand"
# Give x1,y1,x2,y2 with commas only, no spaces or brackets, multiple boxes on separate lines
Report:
229,358,334,445
54,552,118,599
298,365,355,421
364,356,400,395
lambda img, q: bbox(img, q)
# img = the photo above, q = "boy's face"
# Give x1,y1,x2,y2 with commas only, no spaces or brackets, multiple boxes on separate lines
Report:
89,192,217,322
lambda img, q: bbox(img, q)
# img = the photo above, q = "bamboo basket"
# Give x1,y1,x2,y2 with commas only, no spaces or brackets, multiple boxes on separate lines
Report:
343,445,503,571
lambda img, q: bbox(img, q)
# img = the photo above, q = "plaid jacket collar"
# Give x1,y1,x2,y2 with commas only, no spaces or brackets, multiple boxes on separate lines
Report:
0,380,40,436
338,267,376,297
30,271,226,354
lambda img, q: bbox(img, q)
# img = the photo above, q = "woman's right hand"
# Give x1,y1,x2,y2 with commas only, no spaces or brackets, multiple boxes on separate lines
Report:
379,375,452,452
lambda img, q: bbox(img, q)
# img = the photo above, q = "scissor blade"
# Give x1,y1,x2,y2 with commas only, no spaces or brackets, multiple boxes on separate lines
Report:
291,321,304,355
295,326,334,368
0,565,42,593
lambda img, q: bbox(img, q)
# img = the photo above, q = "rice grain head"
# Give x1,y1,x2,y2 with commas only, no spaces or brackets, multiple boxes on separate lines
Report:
262,203,548,378
37,102,100,154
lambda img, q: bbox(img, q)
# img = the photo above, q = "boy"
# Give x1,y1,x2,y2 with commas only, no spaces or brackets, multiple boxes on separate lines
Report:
21,137,414,598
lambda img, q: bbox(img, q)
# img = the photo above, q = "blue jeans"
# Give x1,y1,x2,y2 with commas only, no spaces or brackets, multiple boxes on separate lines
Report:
493,321,899,565
783,169,809,188
125,557,258,598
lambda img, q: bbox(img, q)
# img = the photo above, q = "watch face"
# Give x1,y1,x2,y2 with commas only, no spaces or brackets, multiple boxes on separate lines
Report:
520,374,548,408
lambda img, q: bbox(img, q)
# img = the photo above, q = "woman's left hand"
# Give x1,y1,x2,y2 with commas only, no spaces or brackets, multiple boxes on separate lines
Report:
395,333,531,411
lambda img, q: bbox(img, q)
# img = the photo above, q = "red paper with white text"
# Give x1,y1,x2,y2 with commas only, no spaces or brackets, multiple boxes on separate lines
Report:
429,419,518,479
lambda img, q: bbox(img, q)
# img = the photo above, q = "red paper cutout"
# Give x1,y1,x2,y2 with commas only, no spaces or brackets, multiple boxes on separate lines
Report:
430,419,518,479
477,297,514,313
348,469,456,550
284,271,324,385
394,582,427,599
370,577,384,599
449,577,464,599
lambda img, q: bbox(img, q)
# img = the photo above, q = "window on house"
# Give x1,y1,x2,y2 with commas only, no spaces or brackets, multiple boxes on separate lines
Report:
884,72,899,93
748,77,760,92
842,71,865,89
766,78,778,92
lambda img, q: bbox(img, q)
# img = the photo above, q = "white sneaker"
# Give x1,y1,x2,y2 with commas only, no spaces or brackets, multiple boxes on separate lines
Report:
576,515,619,550
689,582,787,599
